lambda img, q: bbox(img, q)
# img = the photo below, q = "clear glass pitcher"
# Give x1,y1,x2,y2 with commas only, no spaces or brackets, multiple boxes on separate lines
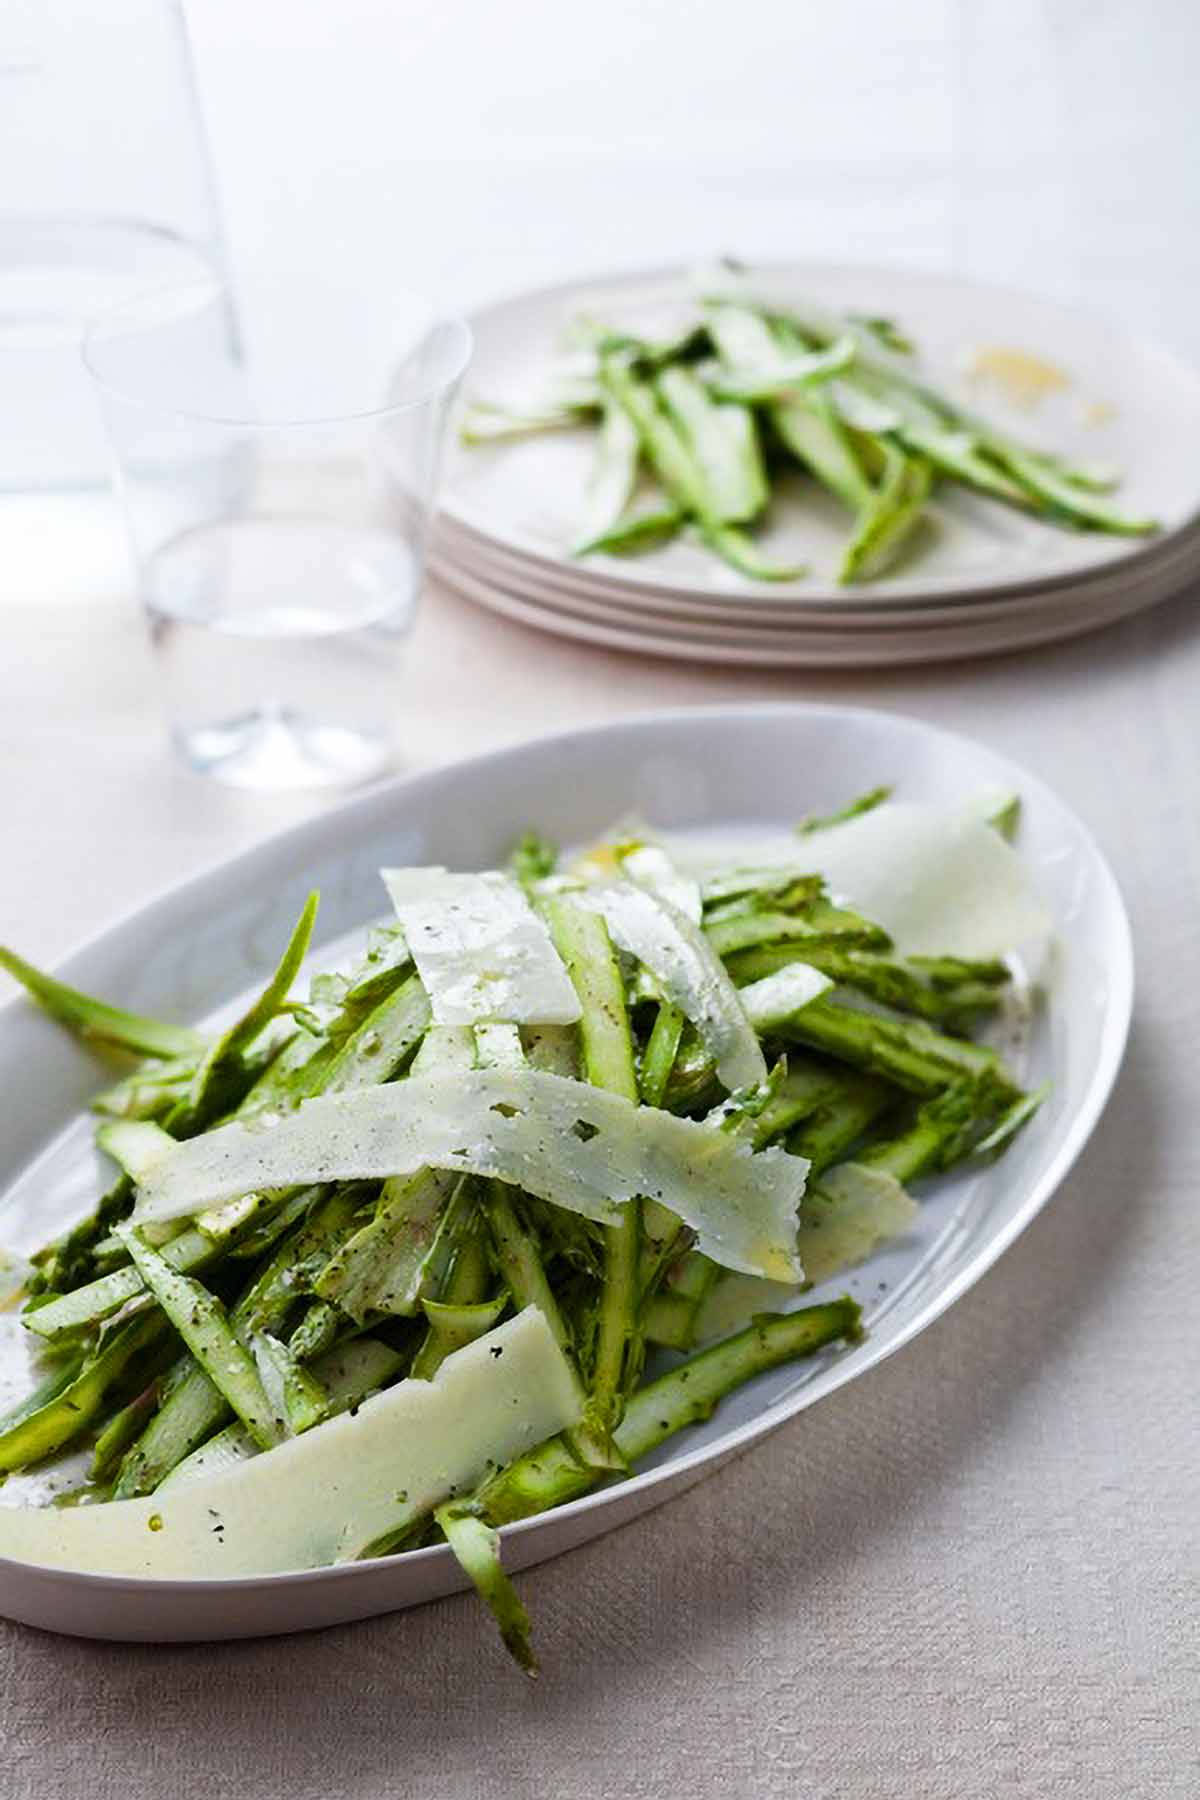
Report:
0,0,228,491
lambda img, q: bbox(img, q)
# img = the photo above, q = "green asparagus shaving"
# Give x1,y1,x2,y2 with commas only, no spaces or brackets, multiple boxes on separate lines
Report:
0,1314,163,1473
0,947,203,1060
249,1330,327,1435
642,1247,723,1350
597,352,804,581
481,1182,573,1356
474,1299,861,1528
91,1055,198,1123
994,446,1156,534
796,786,893,836
728,943,1004,1030
90,1375,164,1481
286,1298,342,1363
837,444,933,583
970,1082,1049,1161
181,892,318,1129
94,1119,174,1185
507,831,559,889
707,336,857,401
573,315,709,369
314,1169,458,1323
420,1296,508,1354
410,1193,492,1382
120,1230,285,1451
436,1503,539,1676
707,305,873,512
576,399,640,548
700,523,806,581
575,502,685,559
706,910,880,959
459,396,599,445
848,314,915,355
655,364,769,524
597,353,710,520
750,986,1007,1095
544,897,643,1451
638,1000,686,1107
467,279,1155,581
26,1223,220,1342
111,1190,363,1495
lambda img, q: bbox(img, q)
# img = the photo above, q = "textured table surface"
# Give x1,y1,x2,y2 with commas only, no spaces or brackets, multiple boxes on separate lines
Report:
1,574,1198,1799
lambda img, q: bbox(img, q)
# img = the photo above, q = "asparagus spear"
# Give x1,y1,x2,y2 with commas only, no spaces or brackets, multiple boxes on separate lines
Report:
706,305,873,513
655,364,769,524
638,1000,686,1108
0,948,203,1061
459,394,600,445
111,1189,363,1496
120,1230,285,1451
576,400,640,548
598,352,805,580
176,892,318,1134
474,1299,861,1528
837,443,933,584
545,897,643,1452
0,1314,165,1473
575,504,685,559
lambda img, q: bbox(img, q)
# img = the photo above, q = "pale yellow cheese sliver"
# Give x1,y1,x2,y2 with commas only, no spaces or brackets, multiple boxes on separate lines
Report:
0,1307,580,1579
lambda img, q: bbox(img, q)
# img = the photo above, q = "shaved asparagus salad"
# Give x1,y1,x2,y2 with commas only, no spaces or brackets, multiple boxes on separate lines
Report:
0,787,1050,1672
462,276,1157,584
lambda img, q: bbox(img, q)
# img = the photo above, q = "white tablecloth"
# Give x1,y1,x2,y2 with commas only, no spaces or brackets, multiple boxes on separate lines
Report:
1,577,1197,1799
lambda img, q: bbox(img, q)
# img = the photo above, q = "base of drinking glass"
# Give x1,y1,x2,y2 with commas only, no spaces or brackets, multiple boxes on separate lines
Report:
174,707,393,791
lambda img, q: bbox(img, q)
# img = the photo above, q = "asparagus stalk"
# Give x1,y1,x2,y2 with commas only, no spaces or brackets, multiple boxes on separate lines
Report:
598,353,805,580
706,305,873,512
120,1230,285,1451
112,1189,362,1496
837,443,933,584
474,1299,861,1528
576,504,685,559
576,400,640,548
758,991,1007,1094
0,948,203,1061
645,1066,894,1348
0,1314,164,1473
638,1000,686,1108
176,892,318,1134
655,364,769,523
725,943,1004,1030
410,1198,493,1381
544,897,643,1451
436,1503,539,1676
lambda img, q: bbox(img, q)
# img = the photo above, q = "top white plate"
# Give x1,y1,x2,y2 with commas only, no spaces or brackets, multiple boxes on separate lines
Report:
441,262,1200,608
0,706,1132,1642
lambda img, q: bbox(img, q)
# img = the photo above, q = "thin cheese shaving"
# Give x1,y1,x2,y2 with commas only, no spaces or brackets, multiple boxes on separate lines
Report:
133,1068,808,1281
0,1309,580,1578
693,1162,918,1340
619,844,703,923
670,802,1051,959
381,867,581,1027
737,963,833,1031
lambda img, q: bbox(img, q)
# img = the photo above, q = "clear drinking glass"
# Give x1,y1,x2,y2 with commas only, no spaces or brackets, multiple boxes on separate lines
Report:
84,279,471,790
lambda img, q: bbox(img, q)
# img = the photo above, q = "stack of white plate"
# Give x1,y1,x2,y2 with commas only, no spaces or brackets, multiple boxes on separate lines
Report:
432,264,1200,667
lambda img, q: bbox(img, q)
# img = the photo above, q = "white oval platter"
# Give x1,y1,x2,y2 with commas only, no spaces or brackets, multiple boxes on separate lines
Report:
0,705,1132,1640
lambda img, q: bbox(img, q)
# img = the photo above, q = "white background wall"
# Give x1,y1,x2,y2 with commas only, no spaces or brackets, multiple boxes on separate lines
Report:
183,0,1200,358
